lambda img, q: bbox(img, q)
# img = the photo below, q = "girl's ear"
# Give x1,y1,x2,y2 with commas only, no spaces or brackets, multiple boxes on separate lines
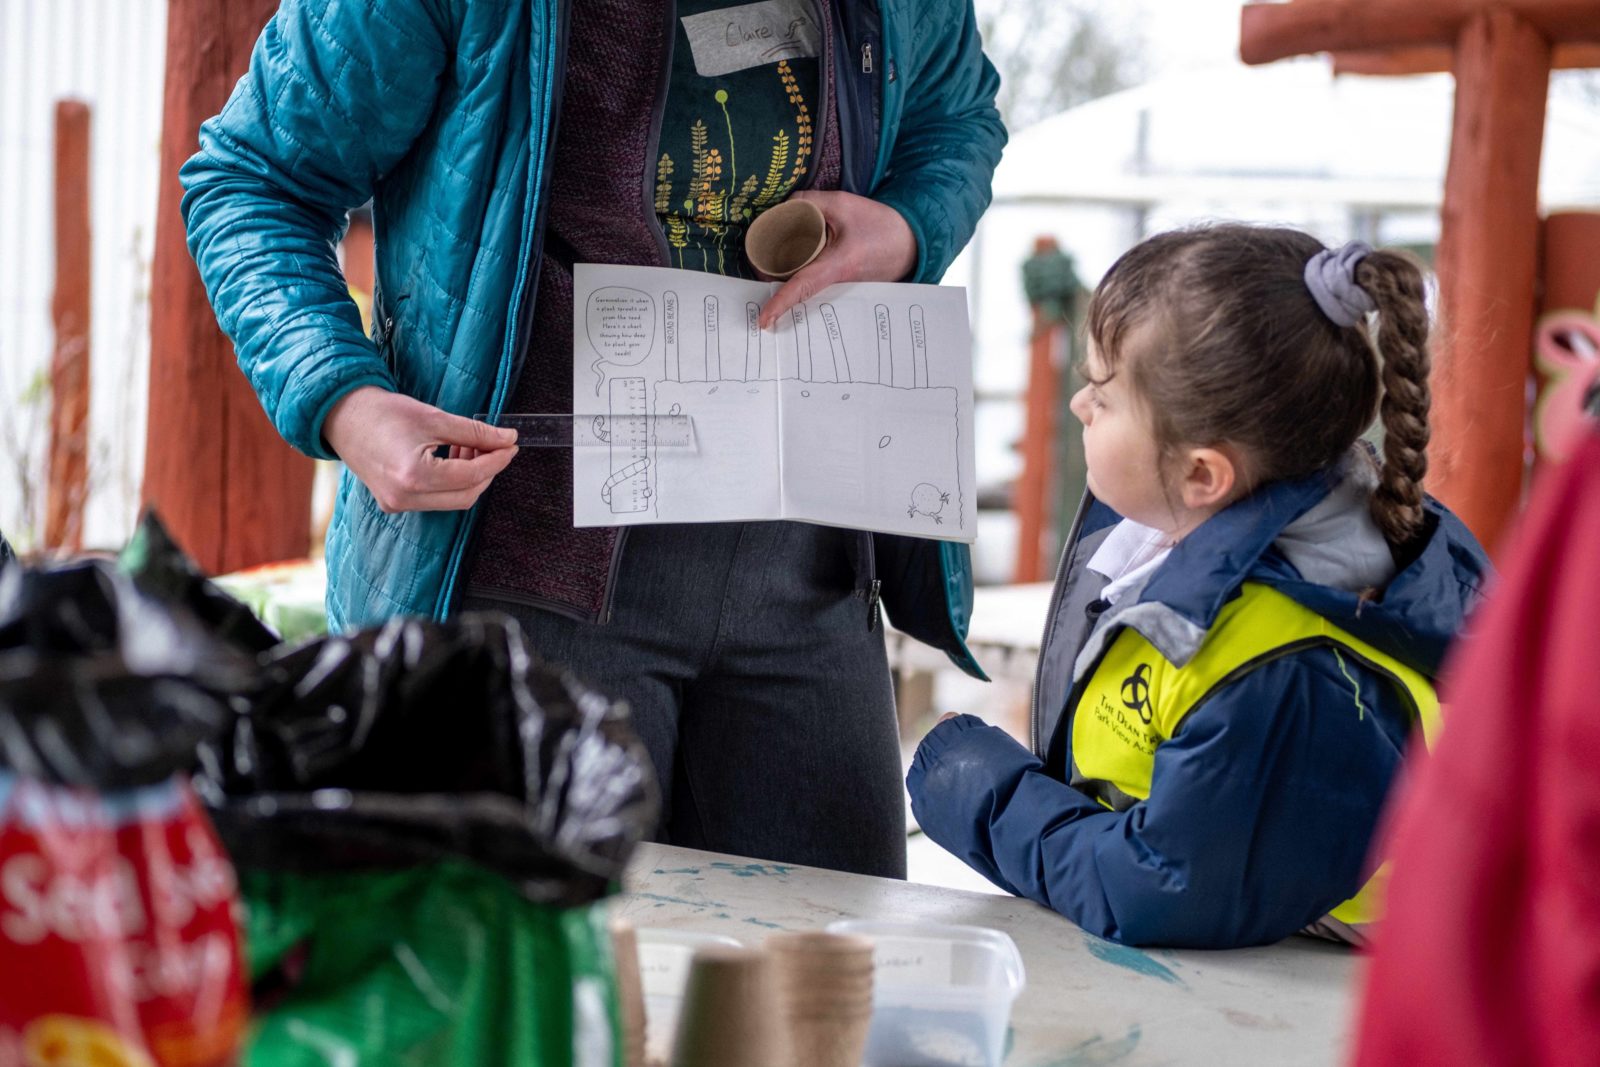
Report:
1176,446,1239,513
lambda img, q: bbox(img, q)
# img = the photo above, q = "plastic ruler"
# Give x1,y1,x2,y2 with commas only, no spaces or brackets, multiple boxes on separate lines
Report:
481,411,695,448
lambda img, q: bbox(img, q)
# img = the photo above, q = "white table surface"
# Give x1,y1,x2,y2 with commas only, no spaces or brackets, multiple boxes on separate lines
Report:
616,842,1360,1066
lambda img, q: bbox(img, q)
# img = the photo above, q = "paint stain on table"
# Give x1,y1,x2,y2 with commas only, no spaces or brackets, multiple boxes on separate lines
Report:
710,861,795,877
1083,935,1184,986
636,891,730,909
1049,1023,1142,1066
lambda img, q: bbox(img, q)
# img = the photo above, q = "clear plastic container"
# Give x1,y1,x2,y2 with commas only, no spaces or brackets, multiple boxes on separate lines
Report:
633,927,744,1063
826,920,1026,1067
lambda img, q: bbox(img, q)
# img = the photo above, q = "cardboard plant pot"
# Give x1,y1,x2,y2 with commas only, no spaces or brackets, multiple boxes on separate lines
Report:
745,199,828,280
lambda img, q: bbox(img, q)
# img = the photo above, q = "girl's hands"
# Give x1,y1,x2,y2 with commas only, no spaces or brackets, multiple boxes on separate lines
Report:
756,190,918,329
323,386,518,513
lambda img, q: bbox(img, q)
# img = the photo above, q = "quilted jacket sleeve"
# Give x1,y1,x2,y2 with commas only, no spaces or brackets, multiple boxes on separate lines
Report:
872,0,1006,284
907,649,1407,948
179,0,455,458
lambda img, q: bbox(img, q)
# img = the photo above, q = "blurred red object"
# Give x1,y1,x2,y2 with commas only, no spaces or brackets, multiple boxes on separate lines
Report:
0,776,246,1067
1354,427,1600,1066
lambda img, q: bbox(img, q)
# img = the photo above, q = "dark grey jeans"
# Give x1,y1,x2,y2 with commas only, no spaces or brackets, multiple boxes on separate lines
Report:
462,521,906,878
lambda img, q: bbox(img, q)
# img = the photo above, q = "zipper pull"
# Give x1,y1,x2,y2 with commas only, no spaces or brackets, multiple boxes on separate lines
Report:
861,41,873,74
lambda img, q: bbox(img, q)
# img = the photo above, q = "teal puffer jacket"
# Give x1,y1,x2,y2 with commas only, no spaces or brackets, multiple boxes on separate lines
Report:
180,0,1006,654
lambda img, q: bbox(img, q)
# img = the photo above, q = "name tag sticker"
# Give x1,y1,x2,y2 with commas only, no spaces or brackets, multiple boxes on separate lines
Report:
681,0,822,78
873,936,956,986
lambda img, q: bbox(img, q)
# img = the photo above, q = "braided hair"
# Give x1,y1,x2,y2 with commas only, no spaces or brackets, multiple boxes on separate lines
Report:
1086,224,1433,553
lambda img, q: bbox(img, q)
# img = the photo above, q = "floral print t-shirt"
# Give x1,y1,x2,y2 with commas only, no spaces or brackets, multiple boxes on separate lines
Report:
655,0,826,277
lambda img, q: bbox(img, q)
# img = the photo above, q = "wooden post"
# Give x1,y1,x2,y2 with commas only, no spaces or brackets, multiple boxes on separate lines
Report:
1014,237,1066,584
46,100,92,554
1539,212,1600,321
1427,11,1551,549
1239,0,1598,548
142,0,312,575
1531,211,1600,466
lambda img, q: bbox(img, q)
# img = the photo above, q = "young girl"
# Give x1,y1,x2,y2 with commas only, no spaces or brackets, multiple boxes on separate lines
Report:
907,224,1491,949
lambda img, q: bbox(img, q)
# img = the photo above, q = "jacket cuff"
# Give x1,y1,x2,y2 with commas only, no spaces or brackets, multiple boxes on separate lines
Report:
918,712,987,753
278,350,398,460
908,714,1008,791
908,716,1041,842
870,192,935,285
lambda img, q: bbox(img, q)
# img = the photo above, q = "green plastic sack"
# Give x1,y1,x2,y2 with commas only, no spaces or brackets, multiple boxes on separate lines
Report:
243,862,619,1067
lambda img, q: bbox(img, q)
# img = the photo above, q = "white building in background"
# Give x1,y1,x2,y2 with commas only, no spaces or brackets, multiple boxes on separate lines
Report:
952,58,1600,583
3,13,1599,578
0,0,168,552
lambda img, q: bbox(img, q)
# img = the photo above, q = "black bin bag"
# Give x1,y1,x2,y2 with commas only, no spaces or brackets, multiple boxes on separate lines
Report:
193,611,660,1067
196,612,659,904
119,512,282,656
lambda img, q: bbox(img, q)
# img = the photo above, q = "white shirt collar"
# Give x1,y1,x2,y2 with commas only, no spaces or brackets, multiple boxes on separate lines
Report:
1086,519,1175,606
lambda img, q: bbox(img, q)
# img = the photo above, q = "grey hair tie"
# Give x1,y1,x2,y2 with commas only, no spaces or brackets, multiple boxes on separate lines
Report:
1304,241,1376,328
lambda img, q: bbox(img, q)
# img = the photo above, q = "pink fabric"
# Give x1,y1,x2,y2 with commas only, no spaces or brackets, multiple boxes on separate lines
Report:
1354,427,1600,1066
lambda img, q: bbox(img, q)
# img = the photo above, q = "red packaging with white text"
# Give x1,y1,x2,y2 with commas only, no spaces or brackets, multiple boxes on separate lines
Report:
0,773,246,1067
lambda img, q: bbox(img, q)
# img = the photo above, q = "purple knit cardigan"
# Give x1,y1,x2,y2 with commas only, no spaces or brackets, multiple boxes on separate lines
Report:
465,0,844,619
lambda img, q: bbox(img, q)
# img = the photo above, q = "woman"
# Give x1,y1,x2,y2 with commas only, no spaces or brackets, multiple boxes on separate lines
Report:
180,0,1004,876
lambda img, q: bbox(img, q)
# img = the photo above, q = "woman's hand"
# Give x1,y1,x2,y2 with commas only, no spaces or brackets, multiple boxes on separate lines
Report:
756,190,918,329
323,386,518,513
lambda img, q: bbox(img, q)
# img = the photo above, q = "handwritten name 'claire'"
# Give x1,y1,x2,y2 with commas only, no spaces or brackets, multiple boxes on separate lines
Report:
725,16,810,48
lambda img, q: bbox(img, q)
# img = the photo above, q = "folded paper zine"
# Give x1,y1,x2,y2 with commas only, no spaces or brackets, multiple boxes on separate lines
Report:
571,264,976,542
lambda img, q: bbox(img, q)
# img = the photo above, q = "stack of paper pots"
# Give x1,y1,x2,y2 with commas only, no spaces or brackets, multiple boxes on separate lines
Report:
765,931,875,1067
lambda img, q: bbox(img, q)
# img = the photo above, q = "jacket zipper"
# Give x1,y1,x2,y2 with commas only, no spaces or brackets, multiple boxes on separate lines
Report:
831,0,882,193
437,0,570,620
860,24,882,165
1030,488,1092,757
862,529,880,629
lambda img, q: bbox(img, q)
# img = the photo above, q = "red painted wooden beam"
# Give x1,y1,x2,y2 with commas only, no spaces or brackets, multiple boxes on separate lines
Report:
142,0,312,574
47,100,92,554
1241,0,1600,66
1014,237,1065,584
1332,40,1600,75
1530,212,1600,468
1427,11,1552,550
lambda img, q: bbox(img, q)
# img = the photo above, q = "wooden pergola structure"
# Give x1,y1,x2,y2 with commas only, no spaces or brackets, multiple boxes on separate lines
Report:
1241,0,1600,550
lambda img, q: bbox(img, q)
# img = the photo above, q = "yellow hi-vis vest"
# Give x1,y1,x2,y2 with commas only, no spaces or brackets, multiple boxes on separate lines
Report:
1071,582,1441,929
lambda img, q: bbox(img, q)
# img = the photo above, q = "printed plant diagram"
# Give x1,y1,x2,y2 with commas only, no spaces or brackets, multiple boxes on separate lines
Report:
574,264,975,542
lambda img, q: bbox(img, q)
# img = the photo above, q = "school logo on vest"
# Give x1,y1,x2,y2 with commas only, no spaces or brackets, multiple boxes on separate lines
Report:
1121,663,1153,724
